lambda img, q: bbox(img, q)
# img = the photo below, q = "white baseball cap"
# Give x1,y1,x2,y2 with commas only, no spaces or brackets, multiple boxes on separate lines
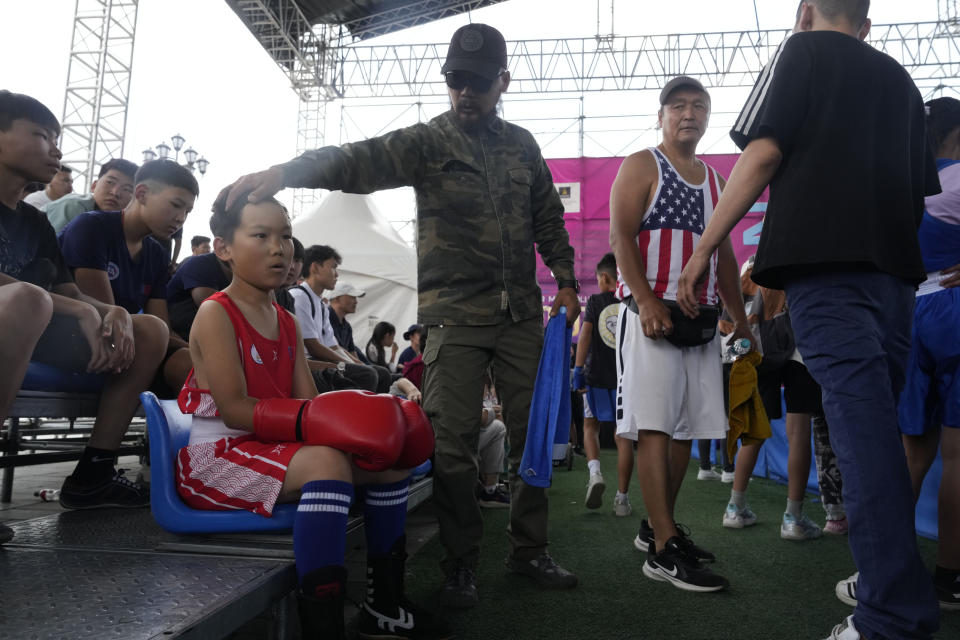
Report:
327,282,366,299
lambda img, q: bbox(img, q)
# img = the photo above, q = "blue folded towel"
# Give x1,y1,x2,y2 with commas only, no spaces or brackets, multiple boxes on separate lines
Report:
519,308,572,488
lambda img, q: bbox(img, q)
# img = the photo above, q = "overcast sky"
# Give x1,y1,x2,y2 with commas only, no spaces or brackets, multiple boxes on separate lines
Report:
0,0,941,255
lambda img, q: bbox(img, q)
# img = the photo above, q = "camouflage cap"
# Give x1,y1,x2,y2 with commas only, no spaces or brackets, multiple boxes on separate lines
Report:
441,24,507,80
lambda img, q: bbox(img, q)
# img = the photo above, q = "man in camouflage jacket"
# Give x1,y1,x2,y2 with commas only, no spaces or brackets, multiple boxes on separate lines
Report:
218,23,581,609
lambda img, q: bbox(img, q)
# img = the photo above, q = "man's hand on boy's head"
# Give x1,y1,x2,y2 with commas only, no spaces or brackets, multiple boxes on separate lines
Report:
217,167,286,212
100,306,135,372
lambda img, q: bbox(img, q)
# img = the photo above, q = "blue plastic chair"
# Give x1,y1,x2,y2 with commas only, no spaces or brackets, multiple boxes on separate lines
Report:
140,391,296,534
21,361,105,393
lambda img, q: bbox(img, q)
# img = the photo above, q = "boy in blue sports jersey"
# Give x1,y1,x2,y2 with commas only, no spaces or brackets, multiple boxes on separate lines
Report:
59,159,197,395
573,253,633,515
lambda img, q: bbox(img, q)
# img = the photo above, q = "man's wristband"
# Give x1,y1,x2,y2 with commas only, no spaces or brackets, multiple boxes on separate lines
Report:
556,279,580,293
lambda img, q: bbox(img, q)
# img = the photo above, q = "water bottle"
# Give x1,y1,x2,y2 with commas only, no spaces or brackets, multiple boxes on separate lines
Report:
34,488,60,502
726,338,752,360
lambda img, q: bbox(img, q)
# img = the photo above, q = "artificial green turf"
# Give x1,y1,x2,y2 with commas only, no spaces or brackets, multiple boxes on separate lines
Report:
404,450,959,640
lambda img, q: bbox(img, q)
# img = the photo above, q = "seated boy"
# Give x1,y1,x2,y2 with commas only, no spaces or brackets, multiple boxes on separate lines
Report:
289,245,388,393
59,159,196,396
178,193,449,639
167,244,233,341
0,91,167,510
44,157,138,232
274,236,304,315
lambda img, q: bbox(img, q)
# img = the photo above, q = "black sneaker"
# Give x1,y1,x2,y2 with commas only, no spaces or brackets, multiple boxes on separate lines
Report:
0,522,13,544
642,537,729,593
505,552,578,590
936,575,960,611
633,520,716,563
633,519,655,552
59,469,149,509
675,522,716,563
478,485,510,509
440,564,478,609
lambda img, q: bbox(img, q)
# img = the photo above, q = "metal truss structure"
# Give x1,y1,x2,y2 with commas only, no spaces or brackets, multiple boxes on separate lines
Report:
330,21,960,98
227,12,960,214
60,0,140,193
337,0,507,41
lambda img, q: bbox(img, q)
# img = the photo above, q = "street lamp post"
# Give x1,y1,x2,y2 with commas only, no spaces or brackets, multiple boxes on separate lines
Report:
142,133,209,176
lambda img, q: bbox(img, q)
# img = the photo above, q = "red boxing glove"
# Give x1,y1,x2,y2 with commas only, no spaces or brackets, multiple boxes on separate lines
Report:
301,390,404,471
253,398,308,443
393,397,435,469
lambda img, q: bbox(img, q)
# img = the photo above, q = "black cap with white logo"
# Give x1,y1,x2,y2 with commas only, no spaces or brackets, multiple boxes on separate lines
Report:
441,24,508,80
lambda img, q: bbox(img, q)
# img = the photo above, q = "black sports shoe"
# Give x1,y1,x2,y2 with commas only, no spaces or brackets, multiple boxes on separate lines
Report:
505,552,578,590
0,522,13,545
59,469,149,509
936,574,960,611
675,522,716,563
440,563,478,609
359,540,454,640
633,520,716,563
633,519,655,552
642,537,729,593
358,599,453,639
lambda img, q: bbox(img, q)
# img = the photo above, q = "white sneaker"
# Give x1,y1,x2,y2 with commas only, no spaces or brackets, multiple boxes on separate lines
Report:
697,468,721,480
722,502,758,529
781,512,823,541
835,572,858,606
721,470,735,483
585,472,605,509
613,493,631,517
824,615,860,640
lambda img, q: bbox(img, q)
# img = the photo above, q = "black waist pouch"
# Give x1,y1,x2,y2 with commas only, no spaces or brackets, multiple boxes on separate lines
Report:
625,296,719,347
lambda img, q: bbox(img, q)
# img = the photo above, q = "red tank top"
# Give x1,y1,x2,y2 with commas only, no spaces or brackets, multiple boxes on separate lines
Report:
179,292,297,416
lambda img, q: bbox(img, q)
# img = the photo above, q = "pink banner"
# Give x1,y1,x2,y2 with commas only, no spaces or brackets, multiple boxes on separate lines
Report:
540,154,767,338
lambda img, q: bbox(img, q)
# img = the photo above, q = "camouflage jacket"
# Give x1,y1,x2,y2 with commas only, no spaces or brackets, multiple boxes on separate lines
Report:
278,110,575,326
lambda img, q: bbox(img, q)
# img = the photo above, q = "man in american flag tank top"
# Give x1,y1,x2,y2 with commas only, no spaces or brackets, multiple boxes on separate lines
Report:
610,76,753,593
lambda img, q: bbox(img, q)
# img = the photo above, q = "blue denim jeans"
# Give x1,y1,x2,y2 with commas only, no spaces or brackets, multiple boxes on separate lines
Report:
785,271,938,640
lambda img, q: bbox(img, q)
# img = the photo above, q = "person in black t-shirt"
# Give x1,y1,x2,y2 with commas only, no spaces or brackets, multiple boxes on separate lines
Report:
573,253,634,516
167,249,233,340
0,91,167,513
59,160,199,396
678,3,940,639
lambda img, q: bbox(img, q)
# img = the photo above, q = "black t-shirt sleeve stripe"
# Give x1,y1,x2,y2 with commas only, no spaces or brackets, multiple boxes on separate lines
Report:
732,36,795,149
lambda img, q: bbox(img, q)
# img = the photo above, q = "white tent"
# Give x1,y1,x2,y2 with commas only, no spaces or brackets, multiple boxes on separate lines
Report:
291,191,418,356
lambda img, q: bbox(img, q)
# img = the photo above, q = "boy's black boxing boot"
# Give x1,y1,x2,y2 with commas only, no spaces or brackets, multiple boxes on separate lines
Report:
298,565,347,640
357,536,454,640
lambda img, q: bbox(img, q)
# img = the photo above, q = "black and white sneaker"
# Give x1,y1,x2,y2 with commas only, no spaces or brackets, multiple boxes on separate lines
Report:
936,573,960,611
633,518,655,552
674,522,716,563
633,520,716,563
642,537,729,593
59,469,149,510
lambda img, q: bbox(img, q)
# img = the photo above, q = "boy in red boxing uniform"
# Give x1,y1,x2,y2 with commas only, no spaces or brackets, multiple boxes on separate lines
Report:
176,193,450,639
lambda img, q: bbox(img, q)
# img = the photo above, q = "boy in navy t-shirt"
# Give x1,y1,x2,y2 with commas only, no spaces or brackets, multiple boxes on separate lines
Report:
573,253,633,515
0,91,168,514
166,251,232,340
59,159,198,395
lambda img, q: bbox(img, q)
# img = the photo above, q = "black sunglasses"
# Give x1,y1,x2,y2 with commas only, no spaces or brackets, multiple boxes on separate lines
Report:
444,71,502,93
